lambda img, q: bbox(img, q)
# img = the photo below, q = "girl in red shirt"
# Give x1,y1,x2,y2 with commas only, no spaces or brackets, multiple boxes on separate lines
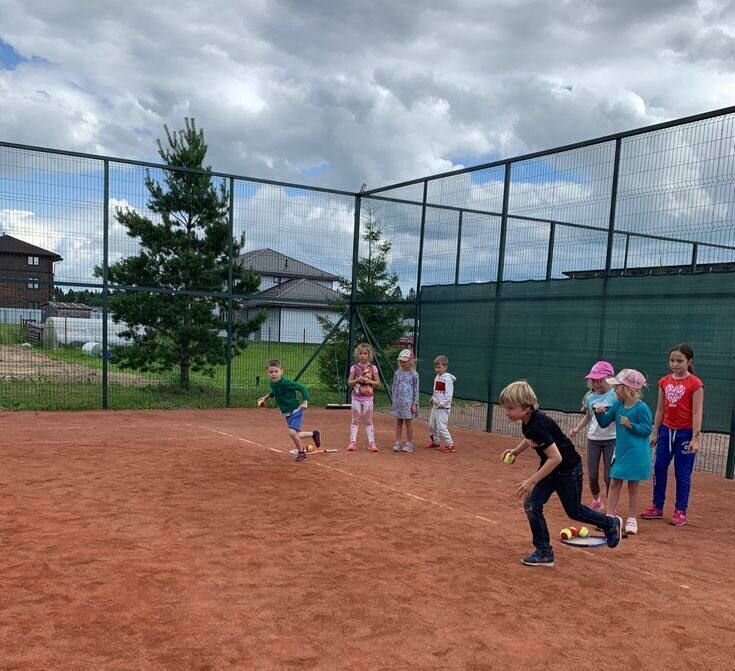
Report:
641,344,704,526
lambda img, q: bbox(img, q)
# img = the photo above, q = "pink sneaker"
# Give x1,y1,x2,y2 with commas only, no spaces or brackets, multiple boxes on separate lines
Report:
590,499,603,511
368,444,379,452
346,442,357,451
425,440,440,449
641,504,663,520
670,509,687,526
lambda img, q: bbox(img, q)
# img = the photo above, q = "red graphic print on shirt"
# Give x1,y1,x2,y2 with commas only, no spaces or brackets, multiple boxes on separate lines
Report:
658,374,703,430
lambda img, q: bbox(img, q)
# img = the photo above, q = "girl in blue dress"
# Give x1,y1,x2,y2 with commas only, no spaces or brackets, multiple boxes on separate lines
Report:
595,369,652,536
391,349,419,453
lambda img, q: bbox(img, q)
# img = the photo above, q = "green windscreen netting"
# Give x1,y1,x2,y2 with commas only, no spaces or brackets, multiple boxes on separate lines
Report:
418,272,735,432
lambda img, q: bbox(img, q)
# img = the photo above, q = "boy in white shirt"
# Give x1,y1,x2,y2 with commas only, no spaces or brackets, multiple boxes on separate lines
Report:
425,355,457,453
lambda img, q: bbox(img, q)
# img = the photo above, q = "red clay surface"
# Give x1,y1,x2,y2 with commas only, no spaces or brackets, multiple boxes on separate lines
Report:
1,408,734,670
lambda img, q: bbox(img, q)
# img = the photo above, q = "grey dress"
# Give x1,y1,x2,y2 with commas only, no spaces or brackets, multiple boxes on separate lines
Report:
391,368,419,419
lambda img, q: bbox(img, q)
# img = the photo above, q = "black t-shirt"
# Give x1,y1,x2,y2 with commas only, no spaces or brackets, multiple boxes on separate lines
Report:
522,409,581,473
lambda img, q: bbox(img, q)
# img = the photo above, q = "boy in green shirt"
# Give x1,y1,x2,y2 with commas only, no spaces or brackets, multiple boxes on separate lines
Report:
257,359,321,462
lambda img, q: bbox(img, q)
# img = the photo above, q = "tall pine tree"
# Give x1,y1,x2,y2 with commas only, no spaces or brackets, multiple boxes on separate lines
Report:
98,119,264,386
317,204,408,392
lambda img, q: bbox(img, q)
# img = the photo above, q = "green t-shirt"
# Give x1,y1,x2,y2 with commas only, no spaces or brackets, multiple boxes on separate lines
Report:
268,376,310,414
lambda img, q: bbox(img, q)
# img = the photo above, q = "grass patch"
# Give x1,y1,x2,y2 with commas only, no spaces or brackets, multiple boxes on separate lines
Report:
0,338,345,411
0,323,22,344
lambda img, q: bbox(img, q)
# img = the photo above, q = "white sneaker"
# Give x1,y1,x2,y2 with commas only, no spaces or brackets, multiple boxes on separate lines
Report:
393,442,402,452
401,442,415,453
625,517,638,535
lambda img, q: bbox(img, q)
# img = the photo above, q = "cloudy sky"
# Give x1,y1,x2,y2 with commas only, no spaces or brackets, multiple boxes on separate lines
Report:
1,0,733,192
0,0,733,292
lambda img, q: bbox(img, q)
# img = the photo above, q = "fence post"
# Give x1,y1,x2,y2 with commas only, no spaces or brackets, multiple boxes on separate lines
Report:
102,159,109,409
413,181,429,360
727,406,735,480
346,195,361,403
454,210,463,285
598,137,622,357
546,221,555,281
485,162,512,432
225,176,235,408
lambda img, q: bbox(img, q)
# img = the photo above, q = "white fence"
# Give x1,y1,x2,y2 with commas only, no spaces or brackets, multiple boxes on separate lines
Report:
42,317,133,347
0,308,41,324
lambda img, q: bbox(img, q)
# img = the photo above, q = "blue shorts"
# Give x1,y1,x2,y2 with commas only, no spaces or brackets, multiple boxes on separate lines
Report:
284,408,304,431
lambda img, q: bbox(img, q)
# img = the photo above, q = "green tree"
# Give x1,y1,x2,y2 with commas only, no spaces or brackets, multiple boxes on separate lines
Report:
317,204,409,392
96,119,264,386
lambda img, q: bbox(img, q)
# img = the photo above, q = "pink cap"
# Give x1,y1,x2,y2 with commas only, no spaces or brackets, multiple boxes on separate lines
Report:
606,369,646,390
397,349,413,361
585,361,615,380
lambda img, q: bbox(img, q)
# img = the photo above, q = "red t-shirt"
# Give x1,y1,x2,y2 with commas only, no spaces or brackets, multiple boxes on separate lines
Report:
658,374,704,430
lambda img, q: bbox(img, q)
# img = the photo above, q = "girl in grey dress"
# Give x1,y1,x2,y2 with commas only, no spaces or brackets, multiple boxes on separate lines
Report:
391,349,419,452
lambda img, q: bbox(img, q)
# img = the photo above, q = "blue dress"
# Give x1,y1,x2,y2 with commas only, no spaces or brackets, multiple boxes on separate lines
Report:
596,400,652,481
391,369,419,419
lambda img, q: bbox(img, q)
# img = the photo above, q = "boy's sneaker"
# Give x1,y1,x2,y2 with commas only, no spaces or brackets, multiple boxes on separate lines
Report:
670,509,687,526
368,444,379,452
625,517,638,535
442,444,455,453
521,551,555,567
346,442,357,451
605,516,623,548
401,442,415,453
312,430,321,448
393,442,402,452
641,504,663,520
590,498,603,511
425,440,440,449
295,451,307,462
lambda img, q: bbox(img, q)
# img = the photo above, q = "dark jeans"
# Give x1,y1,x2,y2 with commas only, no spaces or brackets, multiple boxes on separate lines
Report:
524,463,614,555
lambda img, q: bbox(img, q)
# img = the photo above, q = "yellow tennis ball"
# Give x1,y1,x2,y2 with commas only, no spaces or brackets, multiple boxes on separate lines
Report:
560,528,573,540
306,444,315,453
503,452,516,464
578,526,589,538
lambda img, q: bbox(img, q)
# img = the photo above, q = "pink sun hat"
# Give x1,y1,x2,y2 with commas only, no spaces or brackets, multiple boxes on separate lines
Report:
585,361,615,380
606,368,646,390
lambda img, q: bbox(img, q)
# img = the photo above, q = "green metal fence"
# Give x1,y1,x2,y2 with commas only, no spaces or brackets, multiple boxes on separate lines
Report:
1,106,733,476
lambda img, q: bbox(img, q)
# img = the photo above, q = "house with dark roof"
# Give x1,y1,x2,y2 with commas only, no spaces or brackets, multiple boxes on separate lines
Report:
41,301,93,321
235,248,343,343
0,234,63,322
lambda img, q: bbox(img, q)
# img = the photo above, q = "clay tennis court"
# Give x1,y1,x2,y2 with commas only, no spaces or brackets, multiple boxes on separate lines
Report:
1,408,733,670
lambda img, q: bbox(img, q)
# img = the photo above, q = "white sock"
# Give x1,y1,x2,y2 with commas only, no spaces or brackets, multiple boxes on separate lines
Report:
350,424,358,443
366,424,375,444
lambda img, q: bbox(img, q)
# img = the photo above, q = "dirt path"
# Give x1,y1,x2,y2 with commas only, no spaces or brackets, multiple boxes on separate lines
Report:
0,344,157,385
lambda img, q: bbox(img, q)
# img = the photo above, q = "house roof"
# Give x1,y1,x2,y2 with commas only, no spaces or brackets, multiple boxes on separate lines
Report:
42,301,93,310
0,234,63,261
243,278,343,309
237,248,338,281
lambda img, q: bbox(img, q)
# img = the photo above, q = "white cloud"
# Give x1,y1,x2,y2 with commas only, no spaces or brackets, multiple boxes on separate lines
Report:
0,0,732,288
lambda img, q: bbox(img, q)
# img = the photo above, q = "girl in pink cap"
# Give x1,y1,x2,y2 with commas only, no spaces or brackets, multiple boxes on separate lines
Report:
571,361,617,511
594,369,653,536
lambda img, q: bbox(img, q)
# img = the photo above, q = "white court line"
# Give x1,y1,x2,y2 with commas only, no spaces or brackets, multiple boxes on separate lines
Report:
193,425,262,446
313,461,493,525
189,423,699,592
32,436,213,445
193,425,284,454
